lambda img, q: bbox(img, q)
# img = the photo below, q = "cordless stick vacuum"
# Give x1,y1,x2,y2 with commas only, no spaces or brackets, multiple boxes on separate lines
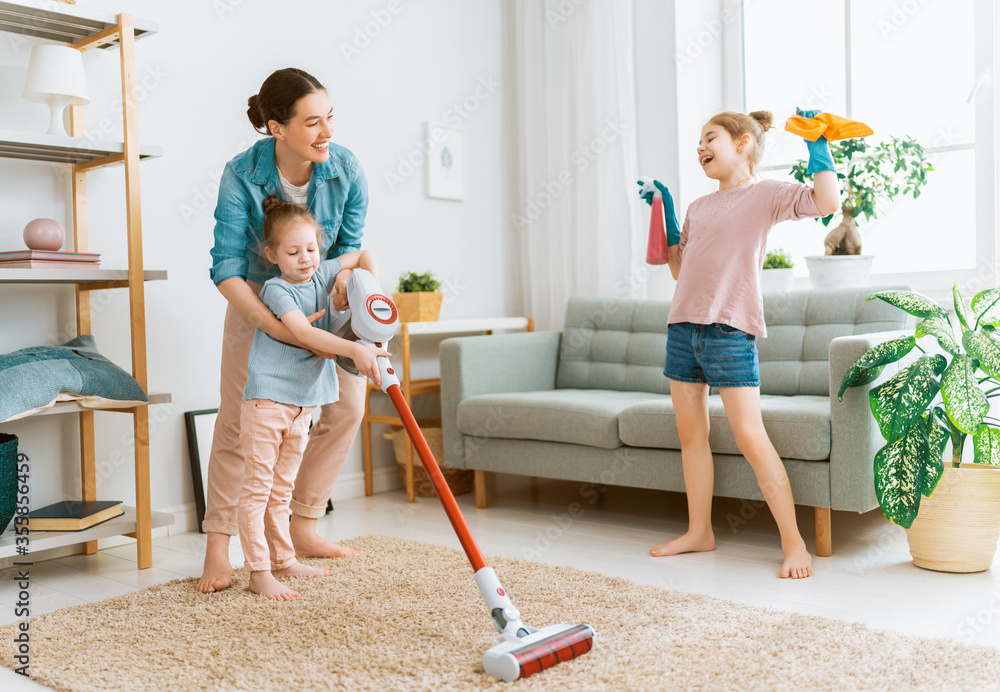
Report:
334,269,596,681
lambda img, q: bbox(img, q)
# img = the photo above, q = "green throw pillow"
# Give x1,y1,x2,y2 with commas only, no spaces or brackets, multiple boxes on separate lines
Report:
0,335,148,423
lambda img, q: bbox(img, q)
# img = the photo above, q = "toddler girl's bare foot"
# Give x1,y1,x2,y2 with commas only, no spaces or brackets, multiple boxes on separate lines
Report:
273,562,334,579
779,542,813,579
650,530,715,557
249,570,300,601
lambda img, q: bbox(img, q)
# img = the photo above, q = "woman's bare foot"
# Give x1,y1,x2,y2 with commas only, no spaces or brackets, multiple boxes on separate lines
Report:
289,515,360,559
779,541,813,579
273,562,334,579
249,570,300,601
650,530,715,557
196,532,234,593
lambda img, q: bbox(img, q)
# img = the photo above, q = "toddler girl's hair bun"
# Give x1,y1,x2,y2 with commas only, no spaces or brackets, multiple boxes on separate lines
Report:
262,195,290,215
749,110,773,132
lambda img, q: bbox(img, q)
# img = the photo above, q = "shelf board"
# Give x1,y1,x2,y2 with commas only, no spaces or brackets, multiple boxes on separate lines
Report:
0,0,156,46
29,392,172,419
0,506,173,559
401,316,532,336
0,268,167,283
0,129,162,165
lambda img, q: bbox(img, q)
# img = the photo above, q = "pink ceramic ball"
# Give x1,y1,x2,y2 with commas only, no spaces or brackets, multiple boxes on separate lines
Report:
23,218,65,251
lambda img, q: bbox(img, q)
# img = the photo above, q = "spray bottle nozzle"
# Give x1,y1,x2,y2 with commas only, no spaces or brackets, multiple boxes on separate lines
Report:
638,176,662,199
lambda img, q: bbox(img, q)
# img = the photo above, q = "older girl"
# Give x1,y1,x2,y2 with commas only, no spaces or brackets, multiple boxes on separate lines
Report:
642,109,840,579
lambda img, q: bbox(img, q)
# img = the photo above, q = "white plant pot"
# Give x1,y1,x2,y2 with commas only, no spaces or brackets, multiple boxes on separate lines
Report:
805,255,875,289
759,268,793,292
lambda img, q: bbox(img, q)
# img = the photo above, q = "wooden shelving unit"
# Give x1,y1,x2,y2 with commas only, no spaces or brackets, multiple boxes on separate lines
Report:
0,2,165,569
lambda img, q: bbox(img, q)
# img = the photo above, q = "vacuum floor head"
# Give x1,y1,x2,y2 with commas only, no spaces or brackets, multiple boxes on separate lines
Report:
483,623,596,681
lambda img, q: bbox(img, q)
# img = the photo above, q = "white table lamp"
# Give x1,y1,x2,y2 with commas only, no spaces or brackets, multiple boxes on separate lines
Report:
22,45,90,136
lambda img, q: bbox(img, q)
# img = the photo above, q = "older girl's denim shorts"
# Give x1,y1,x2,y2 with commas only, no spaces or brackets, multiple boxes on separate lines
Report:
664,322,760,388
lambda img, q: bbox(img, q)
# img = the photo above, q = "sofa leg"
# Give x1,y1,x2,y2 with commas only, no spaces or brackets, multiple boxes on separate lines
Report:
475,470,488,509
815,507,832,557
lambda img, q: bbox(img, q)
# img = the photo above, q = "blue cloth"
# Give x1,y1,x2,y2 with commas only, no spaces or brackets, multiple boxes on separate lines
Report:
244,259,343,406
796,108,836,176
0,335,148,422
664,322,760,388
210,138,368,286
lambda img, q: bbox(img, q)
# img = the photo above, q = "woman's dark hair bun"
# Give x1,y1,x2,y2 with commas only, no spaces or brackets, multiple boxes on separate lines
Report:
749,110,774,131
262,195,290,215
247,94,265,132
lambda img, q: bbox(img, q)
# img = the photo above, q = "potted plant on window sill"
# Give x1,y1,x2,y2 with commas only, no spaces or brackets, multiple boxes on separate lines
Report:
760,248,794,292
393,271,444,323
791,136,933,289
838,285,1000,573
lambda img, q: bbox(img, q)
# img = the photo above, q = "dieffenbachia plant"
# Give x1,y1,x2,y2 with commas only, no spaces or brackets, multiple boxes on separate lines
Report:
838,285,1000,528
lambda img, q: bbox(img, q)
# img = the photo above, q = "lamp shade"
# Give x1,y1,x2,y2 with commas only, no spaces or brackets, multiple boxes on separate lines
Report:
22,45,90,135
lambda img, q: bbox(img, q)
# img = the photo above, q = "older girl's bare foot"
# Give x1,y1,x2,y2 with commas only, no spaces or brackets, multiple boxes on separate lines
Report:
650,530,715,557
779,542,813,579
289,515,360,559
249,570,300,601
196,532,233,593
273,562,334,579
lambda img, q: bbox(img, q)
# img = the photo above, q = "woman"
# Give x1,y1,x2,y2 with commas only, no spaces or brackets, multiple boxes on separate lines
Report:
197,68,369,593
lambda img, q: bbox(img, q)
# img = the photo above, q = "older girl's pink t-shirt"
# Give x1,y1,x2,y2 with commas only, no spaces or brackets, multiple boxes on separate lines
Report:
667,179,821,337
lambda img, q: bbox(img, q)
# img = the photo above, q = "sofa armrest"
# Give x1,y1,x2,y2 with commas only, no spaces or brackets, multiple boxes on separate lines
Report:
828,329,914,512
439,331,561,469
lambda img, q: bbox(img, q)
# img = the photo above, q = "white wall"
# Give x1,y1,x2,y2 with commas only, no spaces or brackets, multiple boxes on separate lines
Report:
0,0,507,519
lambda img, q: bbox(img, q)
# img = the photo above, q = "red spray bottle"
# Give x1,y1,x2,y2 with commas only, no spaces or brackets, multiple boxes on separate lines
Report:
640,177,669,265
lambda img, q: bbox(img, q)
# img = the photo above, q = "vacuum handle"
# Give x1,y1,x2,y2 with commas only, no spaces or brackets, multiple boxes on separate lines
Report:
384,383,488,573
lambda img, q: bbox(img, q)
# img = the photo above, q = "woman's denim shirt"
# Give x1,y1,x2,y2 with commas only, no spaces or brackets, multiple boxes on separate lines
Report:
210,137,368,286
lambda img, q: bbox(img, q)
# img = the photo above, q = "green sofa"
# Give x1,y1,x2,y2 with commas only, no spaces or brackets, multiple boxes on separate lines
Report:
439,286,914,556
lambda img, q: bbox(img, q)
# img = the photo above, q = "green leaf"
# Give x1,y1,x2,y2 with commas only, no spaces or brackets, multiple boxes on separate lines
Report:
923,414,947,496
941,355,988,435
867,291,947,320
915,316,959,355
869,356,944,443
963,330,1000,380
972,289,1000,327
838,337,916,402
973,425,1000,466
874,422,930,528
953,283,971,332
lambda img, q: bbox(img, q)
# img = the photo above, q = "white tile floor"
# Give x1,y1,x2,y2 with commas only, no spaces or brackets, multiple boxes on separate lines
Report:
2,474,999,690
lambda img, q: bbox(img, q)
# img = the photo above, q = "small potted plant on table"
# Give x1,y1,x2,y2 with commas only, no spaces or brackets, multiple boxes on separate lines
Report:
838,285,1000,572
790,136,933,288
393,271,444,323
760,248,794,292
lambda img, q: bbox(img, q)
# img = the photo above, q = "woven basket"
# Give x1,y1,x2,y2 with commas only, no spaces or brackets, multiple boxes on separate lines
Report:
384,426,473,497
0,434,18,535
905,465,1000,573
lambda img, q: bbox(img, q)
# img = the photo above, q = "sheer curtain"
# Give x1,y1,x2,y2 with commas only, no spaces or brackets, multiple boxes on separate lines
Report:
504,0,643,330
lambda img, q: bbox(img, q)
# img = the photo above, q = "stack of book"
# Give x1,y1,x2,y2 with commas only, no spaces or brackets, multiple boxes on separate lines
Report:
0,250,101,269
26,500,123,531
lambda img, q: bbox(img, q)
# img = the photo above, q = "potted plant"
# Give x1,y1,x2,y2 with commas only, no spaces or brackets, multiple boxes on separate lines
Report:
760,248,794,292
790,136,933,288
838,285,1000,572
393,271,444,322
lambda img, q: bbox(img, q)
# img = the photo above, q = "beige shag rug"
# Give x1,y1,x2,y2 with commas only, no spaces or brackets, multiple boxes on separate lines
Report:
3,534,999,691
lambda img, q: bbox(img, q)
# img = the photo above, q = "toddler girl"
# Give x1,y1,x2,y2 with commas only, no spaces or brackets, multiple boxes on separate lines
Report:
239,196,388,600
641,109,840,579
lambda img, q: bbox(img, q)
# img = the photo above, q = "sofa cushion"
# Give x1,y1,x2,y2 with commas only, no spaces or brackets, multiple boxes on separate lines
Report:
618,394,832,461
456,389,660,450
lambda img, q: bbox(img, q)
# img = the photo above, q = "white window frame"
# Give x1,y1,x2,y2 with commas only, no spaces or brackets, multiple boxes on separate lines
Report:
727,0,997,301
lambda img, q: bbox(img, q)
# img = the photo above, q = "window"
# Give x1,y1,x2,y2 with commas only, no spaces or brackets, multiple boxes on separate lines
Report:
739,0,994,298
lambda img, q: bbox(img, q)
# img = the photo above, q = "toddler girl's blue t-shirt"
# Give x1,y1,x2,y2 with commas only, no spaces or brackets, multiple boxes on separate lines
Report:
243,258,342,406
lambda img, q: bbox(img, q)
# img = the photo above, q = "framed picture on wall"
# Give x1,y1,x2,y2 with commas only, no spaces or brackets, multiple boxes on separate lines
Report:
424,122,466,201
184,408,218,533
